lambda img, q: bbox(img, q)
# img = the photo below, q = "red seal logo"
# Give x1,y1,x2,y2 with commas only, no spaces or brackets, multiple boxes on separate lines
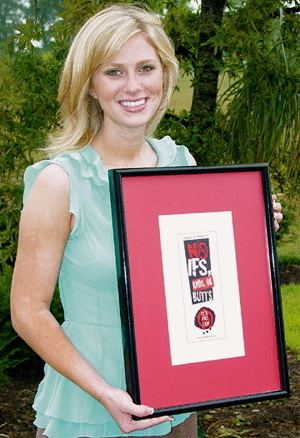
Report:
194,307,215,331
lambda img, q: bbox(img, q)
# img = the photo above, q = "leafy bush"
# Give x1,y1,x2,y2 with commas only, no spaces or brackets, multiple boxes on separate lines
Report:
156,109,230,167
0,266,35,383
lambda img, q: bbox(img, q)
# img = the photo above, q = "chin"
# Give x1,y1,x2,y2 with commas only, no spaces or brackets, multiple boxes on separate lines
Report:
120,115,154,129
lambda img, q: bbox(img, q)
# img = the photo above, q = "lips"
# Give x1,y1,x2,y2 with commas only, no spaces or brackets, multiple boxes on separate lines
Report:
119,98,147,110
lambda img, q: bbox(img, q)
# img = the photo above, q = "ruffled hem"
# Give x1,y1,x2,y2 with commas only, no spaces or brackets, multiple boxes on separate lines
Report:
34,411,191,437
32,320,190,436
33,321,125,423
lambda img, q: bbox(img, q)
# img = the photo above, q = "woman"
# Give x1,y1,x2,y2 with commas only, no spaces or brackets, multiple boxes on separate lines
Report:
10,4,283,438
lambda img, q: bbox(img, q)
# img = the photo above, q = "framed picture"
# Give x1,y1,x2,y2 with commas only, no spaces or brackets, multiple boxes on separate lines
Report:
108,164,289,417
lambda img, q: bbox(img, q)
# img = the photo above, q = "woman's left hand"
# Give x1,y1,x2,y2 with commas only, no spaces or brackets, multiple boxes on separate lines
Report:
272,194,283,232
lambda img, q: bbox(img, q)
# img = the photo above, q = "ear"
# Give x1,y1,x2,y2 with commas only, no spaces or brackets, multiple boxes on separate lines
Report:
89,84,97,99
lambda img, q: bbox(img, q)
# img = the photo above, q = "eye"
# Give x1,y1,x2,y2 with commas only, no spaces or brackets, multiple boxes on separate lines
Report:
104,69,123,77
139,64,156,73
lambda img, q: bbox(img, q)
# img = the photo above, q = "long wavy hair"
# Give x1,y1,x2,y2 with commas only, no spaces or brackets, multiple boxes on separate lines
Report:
45,4,179,156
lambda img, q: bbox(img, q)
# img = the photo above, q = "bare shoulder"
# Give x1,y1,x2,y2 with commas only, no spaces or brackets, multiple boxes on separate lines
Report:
24,163,71,208
23,163,72,224
33,163,70,194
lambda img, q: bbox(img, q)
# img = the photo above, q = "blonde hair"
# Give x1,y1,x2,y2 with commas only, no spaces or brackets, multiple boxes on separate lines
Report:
45,4,179,155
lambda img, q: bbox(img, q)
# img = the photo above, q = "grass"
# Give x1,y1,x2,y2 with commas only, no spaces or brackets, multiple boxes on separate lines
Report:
278,204,300,357
281,283,300,358
170,72,193,112
169,71,233,113
277,205,300,265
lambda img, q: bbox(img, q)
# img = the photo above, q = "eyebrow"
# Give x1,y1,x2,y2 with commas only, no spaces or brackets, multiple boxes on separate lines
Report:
103,59,159,68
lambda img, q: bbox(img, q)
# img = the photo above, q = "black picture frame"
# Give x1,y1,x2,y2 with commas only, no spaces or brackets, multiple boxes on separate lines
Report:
108,163,289,417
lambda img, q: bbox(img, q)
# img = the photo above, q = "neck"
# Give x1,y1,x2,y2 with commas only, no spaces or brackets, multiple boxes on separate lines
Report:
90,124,157,169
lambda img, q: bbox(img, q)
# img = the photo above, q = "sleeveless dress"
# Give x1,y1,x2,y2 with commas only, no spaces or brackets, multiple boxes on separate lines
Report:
23,136,196,438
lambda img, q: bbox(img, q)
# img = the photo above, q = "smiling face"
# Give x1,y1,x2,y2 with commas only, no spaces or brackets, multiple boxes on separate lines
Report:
91,34,164,133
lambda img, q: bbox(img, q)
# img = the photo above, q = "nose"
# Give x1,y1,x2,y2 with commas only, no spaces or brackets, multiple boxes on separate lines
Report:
124,72,142,95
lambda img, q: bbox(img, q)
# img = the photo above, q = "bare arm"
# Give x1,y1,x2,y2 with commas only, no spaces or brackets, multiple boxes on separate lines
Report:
10,164,170,433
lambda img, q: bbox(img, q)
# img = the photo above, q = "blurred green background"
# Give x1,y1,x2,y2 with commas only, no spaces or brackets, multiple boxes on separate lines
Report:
0,0,299,387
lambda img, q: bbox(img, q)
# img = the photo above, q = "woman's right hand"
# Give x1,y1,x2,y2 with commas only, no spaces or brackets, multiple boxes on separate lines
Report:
101,386,172,434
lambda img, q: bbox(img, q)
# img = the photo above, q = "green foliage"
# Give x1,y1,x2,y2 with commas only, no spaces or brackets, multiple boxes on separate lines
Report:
220,53,300,187
0,49,61,266
51,0,165,54
197,414,205,438
164,0,300,194
163,1,199,75
277,199,300,262
0,266,33,383
0,185,22,267
215,427,252,437
25,0,62,47
14,18,42,50
0,0,26,42
0,0,63,49
202,410,253,437
0,3,71,383
215,1,300,190
157,109,228,166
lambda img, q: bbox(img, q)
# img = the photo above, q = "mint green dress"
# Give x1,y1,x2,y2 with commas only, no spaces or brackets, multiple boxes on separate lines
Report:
23,137,196,438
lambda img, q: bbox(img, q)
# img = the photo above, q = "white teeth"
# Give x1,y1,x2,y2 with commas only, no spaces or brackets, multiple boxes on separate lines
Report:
121,99,146,107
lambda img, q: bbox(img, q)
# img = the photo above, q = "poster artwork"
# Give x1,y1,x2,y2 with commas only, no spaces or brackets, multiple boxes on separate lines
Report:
179,233,226,343
158,211,245,365
185,238,214,306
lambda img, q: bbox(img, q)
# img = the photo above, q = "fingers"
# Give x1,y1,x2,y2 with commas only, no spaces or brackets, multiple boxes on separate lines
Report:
272,194,282,211
273,203,282,214
104,387,173,434
132,415,173,431
273,202,282,212
274,211,283,223
128,403,172,421
120,403,172,434
129,403,154,418
272,194,283,231
120,414,172,434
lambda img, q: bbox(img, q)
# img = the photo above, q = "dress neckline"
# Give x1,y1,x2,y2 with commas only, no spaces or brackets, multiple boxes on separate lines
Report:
77,136,177,184
85,138,161,170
